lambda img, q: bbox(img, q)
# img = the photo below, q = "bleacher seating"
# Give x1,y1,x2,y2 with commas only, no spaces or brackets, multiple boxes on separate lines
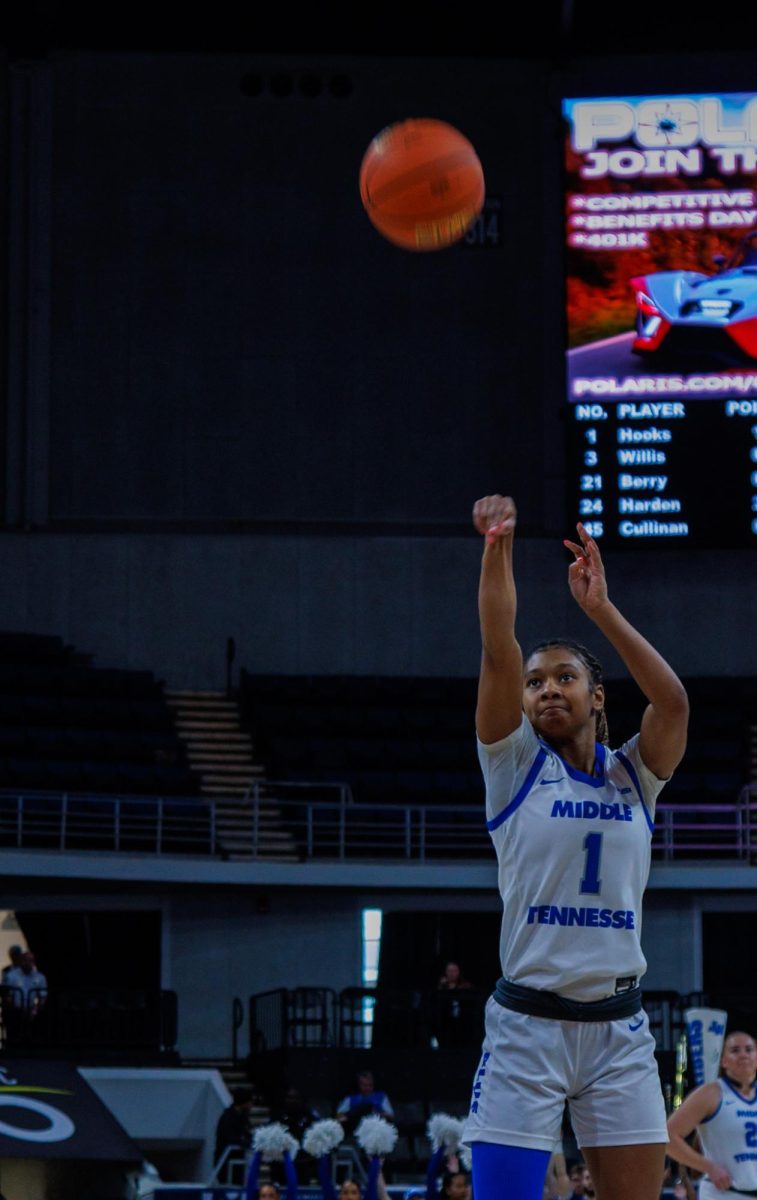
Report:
604,676,755,807
240,670,756,811
0,631,201,796
240,671,480,806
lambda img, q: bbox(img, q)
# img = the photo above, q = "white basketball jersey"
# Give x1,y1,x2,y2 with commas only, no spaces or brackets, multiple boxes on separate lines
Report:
479,716,668,1002
699,1077,757,1192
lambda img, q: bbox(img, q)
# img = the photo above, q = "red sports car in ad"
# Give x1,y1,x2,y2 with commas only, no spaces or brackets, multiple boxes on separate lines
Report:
631,229,757,362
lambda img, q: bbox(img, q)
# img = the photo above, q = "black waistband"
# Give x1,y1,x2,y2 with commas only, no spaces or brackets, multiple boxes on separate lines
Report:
493,977,643,1022
725,1190,757,1197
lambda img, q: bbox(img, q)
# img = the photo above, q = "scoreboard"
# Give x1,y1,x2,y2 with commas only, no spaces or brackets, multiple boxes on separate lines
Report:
562,91,757,549
566,397,757,548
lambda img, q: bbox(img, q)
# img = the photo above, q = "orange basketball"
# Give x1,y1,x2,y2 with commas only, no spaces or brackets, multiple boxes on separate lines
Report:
359,117,485,252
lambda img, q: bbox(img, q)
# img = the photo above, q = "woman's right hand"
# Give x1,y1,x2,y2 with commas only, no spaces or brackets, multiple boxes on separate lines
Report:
472,495,517,542
705,1159,732,1190
564,521,608,614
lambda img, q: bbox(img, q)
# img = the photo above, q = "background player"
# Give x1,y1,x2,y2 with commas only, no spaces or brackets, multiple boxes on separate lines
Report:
667,1028,757,1199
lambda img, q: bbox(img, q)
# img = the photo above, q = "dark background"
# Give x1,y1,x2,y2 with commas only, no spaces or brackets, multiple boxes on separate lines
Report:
5,2,756,60
7,8,757,535
0,4,754,684
5,2,757,533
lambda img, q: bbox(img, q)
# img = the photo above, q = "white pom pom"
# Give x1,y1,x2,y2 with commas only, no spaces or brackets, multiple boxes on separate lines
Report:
459,1146,472,1173
354,1114,398,1157
302,1119,345,1158
426,1114,465,1153
253,1123,300,1161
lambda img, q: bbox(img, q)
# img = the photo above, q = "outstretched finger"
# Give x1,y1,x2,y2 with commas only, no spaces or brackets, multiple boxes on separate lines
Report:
576,522,602,557
563,539,584,559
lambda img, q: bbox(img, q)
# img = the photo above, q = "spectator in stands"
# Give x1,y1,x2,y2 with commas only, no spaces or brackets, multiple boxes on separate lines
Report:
3,949,48,1046
275,1084,321,1143
437,962,473,991
423,1115,472,1200
321,1152,390,1200
327,1172,391,1200
214,1085,255,1170
259,1186,282,1200
423,1160,472,1200
0,945,23,1042
566,1164,594,1198
336,1071,394,1136
271,1085,321,1185
6,949,47,1008
1,944,23,983
441,1169,472,1200
433,962,476,1048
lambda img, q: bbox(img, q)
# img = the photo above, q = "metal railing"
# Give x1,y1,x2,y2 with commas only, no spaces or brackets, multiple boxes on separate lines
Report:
0,788,219,854
248,986,339,1054
0,985,178,1053
245,780,757,863
247,984,709,1056
0,782,755,862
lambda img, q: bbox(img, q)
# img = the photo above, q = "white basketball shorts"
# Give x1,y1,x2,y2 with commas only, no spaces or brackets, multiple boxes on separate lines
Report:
461,996,668,1152
698,1185,757,1200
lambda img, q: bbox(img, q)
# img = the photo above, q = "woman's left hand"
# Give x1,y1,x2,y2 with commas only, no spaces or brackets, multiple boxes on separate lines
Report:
564,523,608,613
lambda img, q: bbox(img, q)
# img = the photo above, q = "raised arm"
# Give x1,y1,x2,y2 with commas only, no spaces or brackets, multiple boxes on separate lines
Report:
425,1145,446,1200
375,1165,390,1200
472,495,523,744
364,1155,383,1200
243,1149,263,1200
564,522,689,778
317,1154,336,1200
666,1083,730,1189
283,1150,299,1200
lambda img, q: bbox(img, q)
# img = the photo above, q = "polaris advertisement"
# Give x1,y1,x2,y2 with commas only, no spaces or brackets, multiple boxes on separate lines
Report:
562,92,757,548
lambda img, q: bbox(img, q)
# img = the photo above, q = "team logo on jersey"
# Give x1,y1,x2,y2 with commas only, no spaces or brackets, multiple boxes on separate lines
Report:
550,799,633,821
526,904,635,929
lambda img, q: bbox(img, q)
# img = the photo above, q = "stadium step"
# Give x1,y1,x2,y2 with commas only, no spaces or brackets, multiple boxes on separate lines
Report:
178,1057,270,1121
165,689,297,859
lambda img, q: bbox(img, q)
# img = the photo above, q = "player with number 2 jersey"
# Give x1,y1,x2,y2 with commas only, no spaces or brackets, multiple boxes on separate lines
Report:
667,1029,757,1200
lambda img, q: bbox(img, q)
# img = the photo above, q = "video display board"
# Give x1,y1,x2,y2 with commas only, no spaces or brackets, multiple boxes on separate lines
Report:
563,92,757,548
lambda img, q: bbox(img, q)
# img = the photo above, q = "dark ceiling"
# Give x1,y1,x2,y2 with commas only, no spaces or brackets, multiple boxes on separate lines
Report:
3,1,757,61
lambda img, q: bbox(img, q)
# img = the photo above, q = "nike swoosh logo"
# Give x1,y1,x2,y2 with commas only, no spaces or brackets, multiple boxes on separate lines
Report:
540,778,564,786
628,1018,644,1031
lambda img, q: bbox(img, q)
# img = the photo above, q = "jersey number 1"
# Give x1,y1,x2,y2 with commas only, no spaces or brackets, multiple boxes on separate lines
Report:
580,832,603,895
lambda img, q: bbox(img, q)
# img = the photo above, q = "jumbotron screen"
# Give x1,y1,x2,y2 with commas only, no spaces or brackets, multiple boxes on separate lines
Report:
562,91,757,549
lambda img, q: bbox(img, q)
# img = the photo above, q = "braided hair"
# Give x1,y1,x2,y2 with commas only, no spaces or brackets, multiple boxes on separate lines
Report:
525,638,609,746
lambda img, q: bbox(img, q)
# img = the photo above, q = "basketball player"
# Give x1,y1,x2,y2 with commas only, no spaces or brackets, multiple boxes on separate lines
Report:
666,1029,757,1199
461,495,689,1200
